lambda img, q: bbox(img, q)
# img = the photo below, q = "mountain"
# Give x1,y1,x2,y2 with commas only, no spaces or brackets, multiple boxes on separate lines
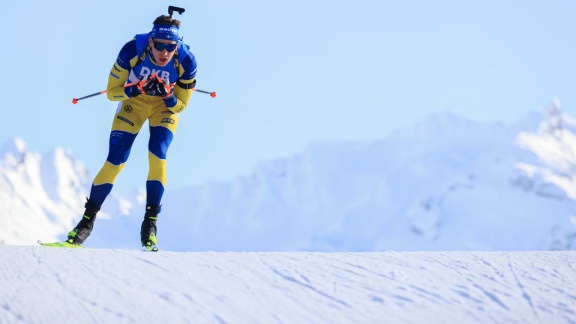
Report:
0,138,83,244
152,107,575,252
1,246,575,323
0,138,135,245
1,104,575,251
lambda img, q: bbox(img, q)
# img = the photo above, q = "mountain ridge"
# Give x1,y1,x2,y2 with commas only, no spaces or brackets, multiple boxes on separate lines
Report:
1,107,575,251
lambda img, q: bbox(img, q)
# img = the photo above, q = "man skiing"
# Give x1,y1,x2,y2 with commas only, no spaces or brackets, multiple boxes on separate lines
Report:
65,12,197,251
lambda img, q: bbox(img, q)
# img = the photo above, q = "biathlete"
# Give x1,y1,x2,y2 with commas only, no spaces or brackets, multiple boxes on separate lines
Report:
66,12,197,251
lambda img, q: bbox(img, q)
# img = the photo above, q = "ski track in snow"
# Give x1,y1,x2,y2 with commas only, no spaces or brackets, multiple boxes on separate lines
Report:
0,246,575,323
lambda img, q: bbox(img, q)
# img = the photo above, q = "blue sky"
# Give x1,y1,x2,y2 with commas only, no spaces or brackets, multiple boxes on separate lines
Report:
1,1,576,195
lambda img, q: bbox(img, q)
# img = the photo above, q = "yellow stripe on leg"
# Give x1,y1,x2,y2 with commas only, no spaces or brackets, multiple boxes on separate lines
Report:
147,152,167,186
93,161,126,186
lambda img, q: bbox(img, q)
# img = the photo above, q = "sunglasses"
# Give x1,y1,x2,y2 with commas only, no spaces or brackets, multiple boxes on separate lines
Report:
153,41,177,52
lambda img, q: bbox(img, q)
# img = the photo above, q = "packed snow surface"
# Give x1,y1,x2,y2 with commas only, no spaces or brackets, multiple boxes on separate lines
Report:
1,246,575,323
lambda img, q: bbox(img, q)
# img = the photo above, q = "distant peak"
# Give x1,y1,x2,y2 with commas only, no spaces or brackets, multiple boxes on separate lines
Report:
389,111,481,140
1,137,27,157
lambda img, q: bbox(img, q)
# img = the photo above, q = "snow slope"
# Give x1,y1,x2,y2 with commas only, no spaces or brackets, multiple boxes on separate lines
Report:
1,246,575,323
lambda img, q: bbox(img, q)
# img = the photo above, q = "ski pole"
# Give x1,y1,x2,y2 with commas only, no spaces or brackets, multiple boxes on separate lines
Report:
193,88,217,98
72,81,139,105
72,82,217,104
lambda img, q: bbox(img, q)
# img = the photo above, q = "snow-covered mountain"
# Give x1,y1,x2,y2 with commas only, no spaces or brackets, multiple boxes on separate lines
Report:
0,138,138,245
2,103,576,251
152,106,575,252
0,138,85,244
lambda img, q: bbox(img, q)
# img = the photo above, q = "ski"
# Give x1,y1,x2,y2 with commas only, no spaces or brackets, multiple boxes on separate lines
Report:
38,240,158,252
37,240,83,249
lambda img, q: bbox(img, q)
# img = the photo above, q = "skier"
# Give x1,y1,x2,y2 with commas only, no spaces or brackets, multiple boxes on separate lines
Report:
66,12,197,251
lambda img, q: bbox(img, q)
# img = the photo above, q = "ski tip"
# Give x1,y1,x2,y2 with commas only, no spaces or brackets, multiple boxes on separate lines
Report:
37,240,83,249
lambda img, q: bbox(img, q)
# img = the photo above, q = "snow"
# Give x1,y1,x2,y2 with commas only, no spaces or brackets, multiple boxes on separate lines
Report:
517,104,576,200
0,140,131,245
1,245,574,323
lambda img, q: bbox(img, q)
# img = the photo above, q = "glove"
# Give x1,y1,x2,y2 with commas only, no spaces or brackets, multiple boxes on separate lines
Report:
141,75,173,98
155,77,173,99
125,74,172,98
125,75,156,98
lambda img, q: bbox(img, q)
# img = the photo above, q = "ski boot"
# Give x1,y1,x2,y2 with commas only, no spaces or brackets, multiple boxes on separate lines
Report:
141,205,160,251
67,199,100,245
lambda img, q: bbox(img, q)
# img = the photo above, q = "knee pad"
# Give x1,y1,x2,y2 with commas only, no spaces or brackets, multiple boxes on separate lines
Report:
107,130,138,165
148,126,174,159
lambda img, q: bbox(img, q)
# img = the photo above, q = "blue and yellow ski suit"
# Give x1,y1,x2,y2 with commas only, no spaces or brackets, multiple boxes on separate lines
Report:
89,33,197,209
